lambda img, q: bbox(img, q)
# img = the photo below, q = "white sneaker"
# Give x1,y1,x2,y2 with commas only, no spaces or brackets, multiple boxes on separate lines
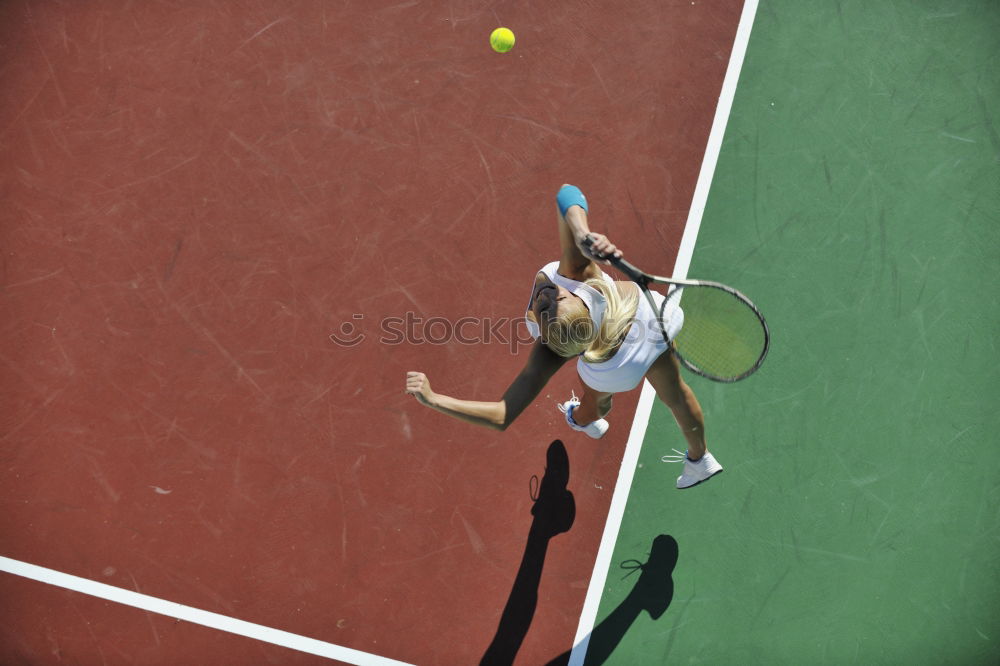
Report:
557,393,609,439
663,449,723,489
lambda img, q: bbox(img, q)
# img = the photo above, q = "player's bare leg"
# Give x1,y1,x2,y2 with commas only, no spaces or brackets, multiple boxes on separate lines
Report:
646,350,705,458
646,349,721,489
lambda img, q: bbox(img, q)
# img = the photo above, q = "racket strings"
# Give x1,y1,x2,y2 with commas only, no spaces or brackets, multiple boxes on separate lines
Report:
664,285,768,382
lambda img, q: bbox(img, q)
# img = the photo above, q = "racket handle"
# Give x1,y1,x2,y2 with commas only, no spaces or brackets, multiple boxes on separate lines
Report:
581,235,647,285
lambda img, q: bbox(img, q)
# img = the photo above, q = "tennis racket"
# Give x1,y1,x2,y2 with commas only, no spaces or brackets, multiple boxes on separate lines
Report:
583,236,769,382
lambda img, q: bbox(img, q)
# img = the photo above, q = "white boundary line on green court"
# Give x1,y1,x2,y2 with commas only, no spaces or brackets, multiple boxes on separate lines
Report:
567,1,760,663
0,556,413,665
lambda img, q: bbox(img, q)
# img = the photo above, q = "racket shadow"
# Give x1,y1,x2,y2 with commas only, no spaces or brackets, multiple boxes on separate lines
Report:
545,534,679,666
480,440,576,666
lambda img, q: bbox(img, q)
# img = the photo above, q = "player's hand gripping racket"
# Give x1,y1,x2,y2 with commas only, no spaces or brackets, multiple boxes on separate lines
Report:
583,236,769,382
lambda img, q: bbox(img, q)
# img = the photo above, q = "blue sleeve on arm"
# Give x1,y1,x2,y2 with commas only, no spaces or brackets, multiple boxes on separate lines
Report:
556,184,588,217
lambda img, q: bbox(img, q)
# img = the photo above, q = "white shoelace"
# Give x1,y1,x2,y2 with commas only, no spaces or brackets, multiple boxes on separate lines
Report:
661,448,687,463
556,390,580,414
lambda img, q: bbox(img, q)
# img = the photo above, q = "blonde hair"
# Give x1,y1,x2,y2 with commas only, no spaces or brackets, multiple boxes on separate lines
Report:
583,279,639,363
543,280,639,362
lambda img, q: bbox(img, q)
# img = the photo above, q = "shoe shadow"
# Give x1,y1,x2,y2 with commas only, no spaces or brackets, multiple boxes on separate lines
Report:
545,534,679,666
480,440,576,666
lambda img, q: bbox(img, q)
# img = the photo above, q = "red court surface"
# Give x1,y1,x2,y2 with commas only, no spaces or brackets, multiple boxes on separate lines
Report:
0,2,741,663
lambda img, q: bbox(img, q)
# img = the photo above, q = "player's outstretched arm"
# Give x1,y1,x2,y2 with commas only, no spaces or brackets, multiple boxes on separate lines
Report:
405,340,568,431
556,184,621,280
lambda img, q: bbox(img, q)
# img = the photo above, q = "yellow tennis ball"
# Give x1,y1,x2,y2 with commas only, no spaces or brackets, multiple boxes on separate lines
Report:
490,27,515,53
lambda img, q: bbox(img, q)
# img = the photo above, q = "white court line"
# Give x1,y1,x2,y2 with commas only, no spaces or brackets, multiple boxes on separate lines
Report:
566,1,760,664
0,556,413,666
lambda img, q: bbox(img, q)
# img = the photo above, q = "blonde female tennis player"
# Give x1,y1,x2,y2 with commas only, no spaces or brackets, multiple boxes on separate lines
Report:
405,185,722,489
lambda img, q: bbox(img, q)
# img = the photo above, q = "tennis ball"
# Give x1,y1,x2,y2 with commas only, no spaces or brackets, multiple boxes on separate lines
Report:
490,27,515,53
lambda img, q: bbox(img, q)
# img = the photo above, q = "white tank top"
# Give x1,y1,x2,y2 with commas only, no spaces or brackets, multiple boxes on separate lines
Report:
576,290,684,393
524,262,684,394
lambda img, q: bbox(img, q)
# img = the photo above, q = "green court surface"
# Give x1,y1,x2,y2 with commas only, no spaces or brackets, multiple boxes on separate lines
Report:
592,1,999,664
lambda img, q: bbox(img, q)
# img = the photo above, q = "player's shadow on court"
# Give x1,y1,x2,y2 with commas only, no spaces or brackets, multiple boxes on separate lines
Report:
544,534,679,666
480,440,576,666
